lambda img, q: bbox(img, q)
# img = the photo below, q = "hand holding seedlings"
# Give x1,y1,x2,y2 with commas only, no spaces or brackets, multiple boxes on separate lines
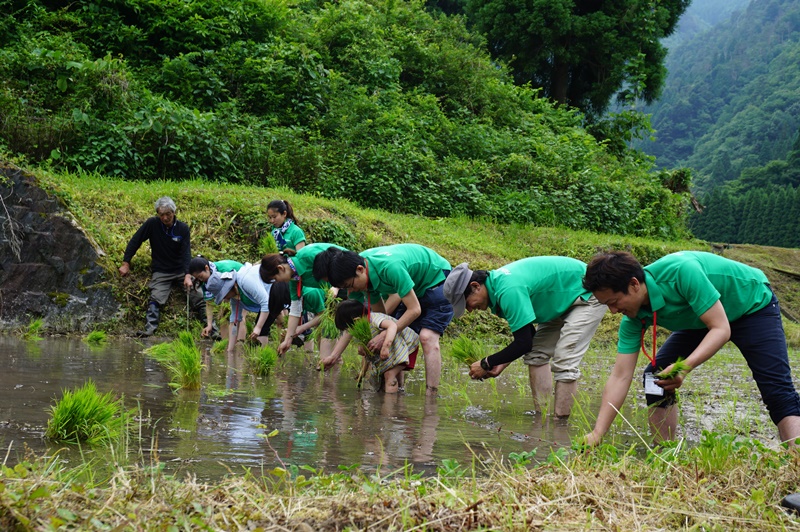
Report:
655,358,691,391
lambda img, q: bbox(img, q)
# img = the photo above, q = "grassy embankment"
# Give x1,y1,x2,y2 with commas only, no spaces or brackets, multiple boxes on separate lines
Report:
4,170,799,530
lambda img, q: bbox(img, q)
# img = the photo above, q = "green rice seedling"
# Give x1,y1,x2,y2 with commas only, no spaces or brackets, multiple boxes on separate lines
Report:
177,330,196,349
143,341,175,363
164,338,203,390
450,335,485,367
313,291,342,341
46,380,130,445
22,317,44,341
245,343,278,376
84,330,107,347
211,338,228,355
348,317,374,347
655,358,691,379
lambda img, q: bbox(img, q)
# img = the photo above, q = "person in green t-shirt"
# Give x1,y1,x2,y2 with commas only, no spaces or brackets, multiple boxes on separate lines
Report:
443,257,607,418
582,250,800,447
268,199,306,256
317,244,454,395
259,243,346,355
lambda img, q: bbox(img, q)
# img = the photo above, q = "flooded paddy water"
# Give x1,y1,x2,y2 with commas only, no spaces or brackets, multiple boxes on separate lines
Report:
0,335,792,480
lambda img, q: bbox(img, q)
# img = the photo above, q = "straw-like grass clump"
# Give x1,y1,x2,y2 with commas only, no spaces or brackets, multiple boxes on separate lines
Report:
84,330,108,347
245,343,278,376
348,317,373,347
450,335,486,366
45,379,130,444
144,331,204,390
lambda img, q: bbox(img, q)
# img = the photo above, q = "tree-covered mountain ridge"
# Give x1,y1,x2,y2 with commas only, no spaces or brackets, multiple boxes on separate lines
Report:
642,0,800,193
0,0,689,240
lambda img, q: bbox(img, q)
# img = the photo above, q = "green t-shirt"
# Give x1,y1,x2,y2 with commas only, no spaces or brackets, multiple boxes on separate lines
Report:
288,243,345,301
301,286,326,314
350,244,451,303
617,251,773,353
486,256,591,332
273,222,306,252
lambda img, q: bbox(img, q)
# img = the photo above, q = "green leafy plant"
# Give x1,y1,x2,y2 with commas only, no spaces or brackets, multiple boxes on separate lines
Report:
45,380,130,444
312,290,341,341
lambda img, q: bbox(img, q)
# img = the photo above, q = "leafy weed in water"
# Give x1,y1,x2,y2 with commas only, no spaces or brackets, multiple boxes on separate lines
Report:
22,318,44,341
84,330,107,347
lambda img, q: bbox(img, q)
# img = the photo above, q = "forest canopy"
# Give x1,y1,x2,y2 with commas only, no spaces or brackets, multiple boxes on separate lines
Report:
0,0,690,239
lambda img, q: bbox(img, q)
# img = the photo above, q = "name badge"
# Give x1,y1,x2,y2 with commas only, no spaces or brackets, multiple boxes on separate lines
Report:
644,373,664,396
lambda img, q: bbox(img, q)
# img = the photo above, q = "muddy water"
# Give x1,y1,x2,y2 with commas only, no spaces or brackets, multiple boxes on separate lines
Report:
0,337,576,480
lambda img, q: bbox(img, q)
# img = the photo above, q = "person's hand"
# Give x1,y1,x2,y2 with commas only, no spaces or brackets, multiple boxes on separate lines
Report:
655,370,685,392
486,362,509,378
201,325,212,337
249,327,262,340
581,430,603,448
119,262,130,277
278,339,292,356
367,331,387,353
469,360,488,380
380,345,390,360
321,353,341,369
357,345,370,357
183,274,193,290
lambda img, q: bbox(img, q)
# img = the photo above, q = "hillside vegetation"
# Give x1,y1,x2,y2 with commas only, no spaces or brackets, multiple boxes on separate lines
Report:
38,171,800,336
0,0,689,239
643,0,800,191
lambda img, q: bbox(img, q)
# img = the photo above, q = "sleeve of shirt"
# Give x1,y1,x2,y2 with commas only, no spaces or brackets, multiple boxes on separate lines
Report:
497,289,536,333
486,324,535,366
383,262,415,298
676,261,721,317
122,219,151,263
179,222,192,274
617,317,643,353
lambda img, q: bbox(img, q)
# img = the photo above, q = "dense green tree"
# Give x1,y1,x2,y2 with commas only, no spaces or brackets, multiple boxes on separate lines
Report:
463,0,689,118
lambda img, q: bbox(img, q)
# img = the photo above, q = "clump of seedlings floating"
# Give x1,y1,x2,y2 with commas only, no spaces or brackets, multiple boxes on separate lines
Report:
144,331,204,390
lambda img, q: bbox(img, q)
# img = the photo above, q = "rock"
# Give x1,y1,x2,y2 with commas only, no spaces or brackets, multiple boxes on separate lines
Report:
0,163,119,333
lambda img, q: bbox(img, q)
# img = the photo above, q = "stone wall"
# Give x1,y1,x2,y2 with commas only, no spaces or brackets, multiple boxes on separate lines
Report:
0,163,120,332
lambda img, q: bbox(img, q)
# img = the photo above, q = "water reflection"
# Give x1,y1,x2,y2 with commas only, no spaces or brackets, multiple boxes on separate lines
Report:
0,336,570,479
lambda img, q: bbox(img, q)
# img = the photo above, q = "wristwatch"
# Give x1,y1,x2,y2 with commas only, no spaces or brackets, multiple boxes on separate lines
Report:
480,357,491,371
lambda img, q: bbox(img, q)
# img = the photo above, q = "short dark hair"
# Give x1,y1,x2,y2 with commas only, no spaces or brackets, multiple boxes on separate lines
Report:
583,251,645,294
465,270,489,298
334,299,368,330
312,247,338,282
327,250,366,288
189,256,210,276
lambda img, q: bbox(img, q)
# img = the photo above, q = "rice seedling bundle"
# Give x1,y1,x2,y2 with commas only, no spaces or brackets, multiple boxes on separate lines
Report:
211,338,228,355
450,335,485,366
144,335,203,390
143,342,175,363
84,330,107,346
45,379,129,444
348,317,374,347
312,291,341,341
656,357,691,379
245,344,278,376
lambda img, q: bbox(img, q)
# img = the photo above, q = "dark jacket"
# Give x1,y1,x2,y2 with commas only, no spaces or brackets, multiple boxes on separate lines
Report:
123,217,191,274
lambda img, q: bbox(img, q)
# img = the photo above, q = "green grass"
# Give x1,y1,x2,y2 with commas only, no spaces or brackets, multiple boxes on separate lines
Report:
21,317,44,341
245,343,278,376
45,380,129,444
84,330,108,347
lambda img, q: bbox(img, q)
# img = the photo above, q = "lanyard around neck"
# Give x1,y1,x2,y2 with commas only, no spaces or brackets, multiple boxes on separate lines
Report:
640,311,658,368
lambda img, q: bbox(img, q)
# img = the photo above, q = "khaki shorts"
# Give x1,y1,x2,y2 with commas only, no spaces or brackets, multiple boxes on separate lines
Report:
149,271,203,308
522,295,607,381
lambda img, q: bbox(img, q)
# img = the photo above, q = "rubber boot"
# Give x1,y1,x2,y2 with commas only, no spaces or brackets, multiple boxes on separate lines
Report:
137,302,160,337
